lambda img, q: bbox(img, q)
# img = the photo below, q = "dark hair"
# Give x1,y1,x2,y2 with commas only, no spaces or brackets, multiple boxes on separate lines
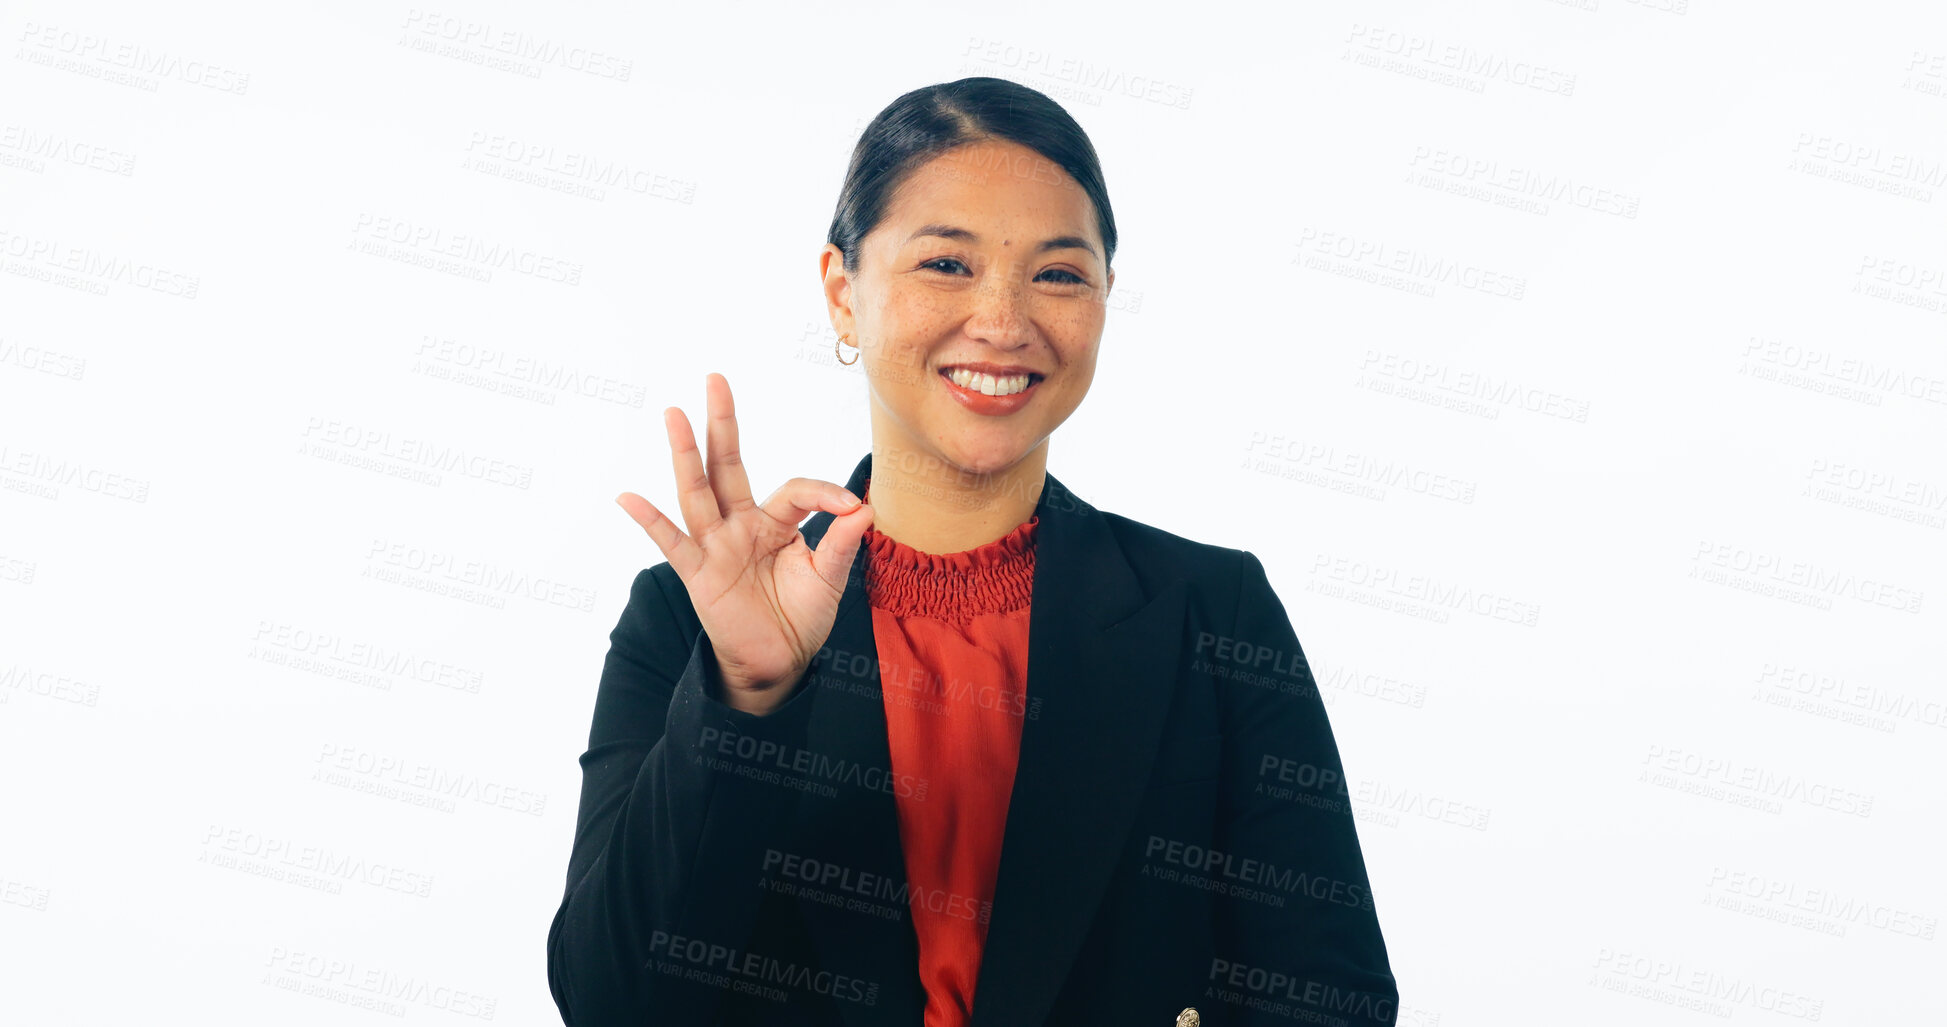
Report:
826,77,1117,277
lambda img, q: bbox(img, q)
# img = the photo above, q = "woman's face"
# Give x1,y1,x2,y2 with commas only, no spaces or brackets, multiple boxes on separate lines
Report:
823,138,1113,481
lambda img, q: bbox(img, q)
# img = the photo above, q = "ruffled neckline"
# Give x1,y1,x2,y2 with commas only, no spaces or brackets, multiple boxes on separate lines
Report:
859,477,1038,620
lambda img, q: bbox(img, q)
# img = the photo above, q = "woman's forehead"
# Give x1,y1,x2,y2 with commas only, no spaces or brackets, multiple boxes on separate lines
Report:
878,156,1097,243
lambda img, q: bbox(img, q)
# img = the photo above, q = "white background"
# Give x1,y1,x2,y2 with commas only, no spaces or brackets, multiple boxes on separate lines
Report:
2,1,1942,1024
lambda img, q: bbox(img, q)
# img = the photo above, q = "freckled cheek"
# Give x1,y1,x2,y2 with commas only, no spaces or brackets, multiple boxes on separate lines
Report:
880,296,957,360
1046,309,1105,362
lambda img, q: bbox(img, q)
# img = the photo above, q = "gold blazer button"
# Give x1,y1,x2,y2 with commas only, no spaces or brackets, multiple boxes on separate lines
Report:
1176,1008,1200,1027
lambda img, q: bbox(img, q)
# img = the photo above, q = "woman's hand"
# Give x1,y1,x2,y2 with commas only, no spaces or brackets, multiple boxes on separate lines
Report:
616,373,874,716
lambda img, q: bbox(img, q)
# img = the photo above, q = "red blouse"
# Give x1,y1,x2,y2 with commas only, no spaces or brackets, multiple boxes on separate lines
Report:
860,479,1038,1027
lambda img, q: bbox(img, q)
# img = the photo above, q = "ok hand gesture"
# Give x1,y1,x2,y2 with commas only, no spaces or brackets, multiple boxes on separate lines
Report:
616,374,874,716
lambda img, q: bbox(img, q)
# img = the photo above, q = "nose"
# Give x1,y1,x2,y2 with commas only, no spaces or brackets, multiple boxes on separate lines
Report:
963,273,1034,351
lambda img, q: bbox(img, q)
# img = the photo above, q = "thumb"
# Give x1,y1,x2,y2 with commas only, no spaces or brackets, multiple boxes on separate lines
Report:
809,503,874,596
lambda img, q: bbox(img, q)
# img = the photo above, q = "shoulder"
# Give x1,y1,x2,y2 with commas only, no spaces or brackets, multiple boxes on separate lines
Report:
1092,506,1254,611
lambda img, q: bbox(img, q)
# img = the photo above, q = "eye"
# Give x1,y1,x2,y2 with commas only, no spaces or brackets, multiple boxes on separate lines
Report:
921,257,969,275
1038,268,1086,285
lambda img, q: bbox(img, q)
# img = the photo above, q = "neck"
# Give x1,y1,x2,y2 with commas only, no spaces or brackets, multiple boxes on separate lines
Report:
865,439,1046,554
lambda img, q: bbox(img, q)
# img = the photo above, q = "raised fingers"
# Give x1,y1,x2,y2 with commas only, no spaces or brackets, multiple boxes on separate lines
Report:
663,406,724,537
704,373,755,514
615,491,703,580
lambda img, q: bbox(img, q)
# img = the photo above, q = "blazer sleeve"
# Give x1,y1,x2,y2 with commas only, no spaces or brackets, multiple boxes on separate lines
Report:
546,563,818,1026
1213,551,1399,1027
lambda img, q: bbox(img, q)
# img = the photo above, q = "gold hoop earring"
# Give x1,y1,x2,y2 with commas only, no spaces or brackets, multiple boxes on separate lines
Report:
835,334,859,366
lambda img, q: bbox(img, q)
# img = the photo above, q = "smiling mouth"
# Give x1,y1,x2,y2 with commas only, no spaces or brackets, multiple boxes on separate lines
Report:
938,366,1044,397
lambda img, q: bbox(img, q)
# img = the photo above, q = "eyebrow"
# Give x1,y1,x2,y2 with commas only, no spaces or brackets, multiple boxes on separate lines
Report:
905,223,1098,261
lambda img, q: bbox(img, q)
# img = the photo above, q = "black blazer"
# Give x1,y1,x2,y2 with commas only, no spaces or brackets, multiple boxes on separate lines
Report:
548,453,1398,1026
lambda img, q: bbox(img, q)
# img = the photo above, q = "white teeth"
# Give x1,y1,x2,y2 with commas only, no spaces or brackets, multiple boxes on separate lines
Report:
946,368,1033,396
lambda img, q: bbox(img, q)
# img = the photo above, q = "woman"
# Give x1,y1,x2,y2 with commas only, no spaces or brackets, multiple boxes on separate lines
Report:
547,77,1398,1027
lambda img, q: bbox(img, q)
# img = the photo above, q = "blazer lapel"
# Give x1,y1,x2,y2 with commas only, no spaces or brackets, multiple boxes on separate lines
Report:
969,468,1187,1027
800,453,1187,1027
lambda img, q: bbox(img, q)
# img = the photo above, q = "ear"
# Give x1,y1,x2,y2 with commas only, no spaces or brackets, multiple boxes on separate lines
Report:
819,244,855,341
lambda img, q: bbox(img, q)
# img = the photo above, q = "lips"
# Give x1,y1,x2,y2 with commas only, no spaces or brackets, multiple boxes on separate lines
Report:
939,362,1042,376
938,365,1042,415
939,366,1041,396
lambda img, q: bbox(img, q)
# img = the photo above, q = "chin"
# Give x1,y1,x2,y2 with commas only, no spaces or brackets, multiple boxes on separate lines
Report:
936,436,1033,479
